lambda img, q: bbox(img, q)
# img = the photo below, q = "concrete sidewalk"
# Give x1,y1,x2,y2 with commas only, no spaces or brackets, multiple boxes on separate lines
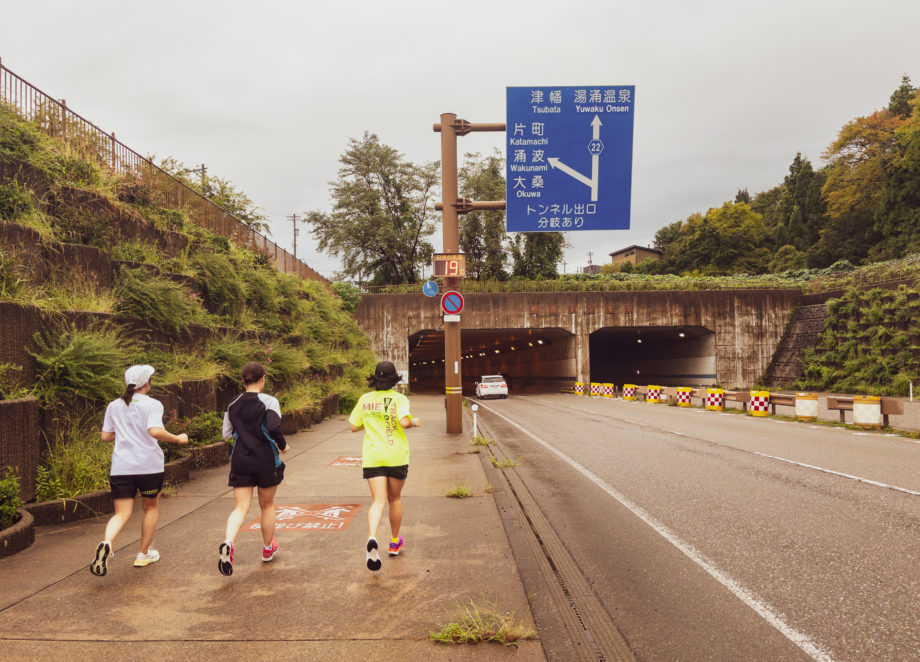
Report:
0,395,545,661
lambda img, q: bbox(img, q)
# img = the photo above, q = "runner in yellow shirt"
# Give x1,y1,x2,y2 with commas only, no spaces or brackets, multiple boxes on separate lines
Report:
348,361,419,571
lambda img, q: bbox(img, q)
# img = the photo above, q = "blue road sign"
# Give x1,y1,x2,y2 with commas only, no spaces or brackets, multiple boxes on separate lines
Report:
506,86,635,232
440,291,464,315
422,280,439,297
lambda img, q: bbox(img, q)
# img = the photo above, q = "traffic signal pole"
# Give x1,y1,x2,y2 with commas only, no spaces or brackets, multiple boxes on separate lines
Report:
434,114,505,434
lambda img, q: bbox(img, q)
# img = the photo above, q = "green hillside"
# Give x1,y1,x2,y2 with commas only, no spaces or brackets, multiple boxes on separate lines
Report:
0,103,374,500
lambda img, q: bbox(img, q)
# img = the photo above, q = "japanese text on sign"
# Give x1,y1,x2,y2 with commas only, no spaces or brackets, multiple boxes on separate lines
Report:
506,86,635,232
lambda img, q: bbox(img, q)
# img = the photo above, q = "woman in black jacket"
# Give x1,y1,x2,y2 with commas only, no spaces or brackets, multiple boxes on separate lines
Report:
217,362,289,576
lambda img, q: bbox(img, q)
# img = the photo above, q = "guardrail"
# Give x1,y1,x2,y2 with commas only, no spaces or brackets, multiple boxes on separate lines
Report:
0,58,327,285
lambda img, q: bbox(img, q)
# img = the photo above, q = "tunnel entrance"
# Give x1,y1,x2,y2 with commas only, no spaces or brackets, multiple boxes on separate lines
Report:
408,327,574,394
589,326,716,387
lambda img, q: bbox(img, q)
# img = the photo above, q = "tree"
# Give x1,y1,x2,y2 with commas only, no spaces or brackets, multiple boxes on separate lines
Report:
509,232,567,279
157,157,270,234
654,203,770,275
760,153,827,251
305,132,438,285
458,151,508,281
876,90,920,257
889,75,917,119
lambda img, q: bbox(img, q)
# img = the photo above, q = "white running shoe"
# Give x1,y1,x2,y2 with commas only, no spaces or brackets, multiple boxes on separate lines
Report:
133,549,160,567
366,538,381,571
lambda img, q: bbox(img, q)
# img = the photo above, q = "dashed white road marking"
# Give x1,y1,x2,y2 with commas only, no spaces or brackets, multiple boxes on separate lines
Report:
753,452,920,497
480,403,838,662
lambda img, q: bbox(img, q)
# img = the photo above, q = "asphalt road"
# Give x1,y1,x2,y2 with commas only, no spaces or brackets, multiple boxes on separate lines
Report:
474,393,920,662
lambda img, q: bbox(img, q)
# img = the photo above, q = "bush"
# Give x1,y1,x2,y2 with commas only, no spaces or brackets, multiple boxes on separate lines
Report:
166,411,225,447
331,281,362,312
0,468,24,529
115,266,197,334
0,181,35,220
0,363,31,400
255,342,309,388
192,250,245,316
30,322,139,403
38,409,111,499
243,269,279,313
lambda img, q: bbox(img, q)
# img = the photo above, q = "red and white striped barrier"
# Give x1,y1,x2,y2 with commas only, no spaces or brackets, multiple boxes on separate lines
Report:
602,383,615,398
677,387,692,407
574,382,584,396
647,385,662,404
623,384,636,401
590,382,602,397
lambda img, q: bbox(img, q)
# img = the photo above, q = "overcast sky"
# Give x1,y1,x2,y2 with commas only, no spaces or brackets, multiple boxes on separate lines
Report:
2,1,918,277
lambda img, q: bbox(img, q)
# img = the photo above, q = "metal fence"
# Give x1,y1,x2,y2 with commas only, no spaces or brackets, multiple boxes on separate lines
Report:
0,58,327,285
361,278,809,295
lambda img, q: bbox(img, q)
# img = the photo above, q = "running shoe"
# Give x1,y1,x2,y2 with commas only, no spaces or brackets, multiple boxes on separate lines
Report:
262,538,279,563
218,541,234,576
388,535,404,556
366,537,381,571
90,540,112,576
133,548,160,567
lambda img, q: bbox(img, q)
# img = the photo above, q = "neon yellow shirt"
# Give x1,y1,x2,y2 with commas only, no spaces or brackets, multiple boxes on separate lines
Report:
348,389,412,467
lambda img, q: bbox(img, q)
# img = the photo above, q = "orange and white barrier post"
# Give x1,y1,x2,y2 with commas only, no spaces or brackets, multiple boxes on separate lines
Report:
750,391,770,417
706,387,724,411
853,395,882,428
794,392,818,420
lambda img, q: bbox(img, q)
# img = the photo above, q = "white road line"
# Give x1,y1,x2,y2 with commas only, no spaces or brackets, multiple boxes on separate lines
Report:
480,403,838,662
753,452,920,497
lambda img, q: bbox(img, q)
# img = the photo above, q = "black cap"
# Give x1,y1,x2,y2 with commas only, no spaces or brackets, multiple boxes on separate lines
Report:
374,361,398,379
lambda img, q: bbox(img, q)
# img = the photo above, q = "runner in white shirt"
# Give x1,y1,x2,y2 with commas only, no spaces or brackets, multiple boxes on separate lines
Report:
90,365,189,576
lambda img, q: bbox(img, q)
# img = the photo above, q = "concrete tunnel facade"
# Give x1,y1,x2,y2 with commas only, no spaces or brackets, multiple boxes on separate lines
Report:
353,289,802,394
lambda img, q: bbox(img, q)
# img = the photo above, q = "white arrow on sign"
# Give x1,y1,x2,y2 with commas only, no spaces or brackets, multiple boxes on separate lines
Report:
548,115,602,201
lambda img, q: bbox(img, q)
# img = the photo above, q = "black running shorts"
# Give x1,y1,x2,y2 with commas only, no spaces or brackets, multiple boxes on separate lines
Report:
228,463,285,489
362,465,409,480
109,472,165,500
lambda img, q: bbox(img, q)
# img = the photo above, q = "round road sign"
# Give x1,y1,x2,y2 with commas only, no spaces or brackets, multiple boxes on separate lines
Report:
422,280,439,297
440,290,464,315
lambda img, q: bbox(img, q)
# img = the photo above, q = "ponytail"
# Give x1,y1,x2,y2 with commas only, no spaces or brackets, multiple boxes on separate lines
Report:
121,384,137,406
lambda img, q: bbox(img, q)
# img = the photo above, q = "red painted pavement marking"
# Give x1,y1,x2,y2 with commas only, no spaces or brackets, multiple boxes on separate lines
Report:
246,503,361,532
329,456,362,467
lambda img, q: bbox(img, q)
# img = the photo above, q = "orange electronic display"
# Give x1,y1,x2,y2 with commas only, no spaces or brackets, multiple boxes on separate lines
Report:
432,253,466,278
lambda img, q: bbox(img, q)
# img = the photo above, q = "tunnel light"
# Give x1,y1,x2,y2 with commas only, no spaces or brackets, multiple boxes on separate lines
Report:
537,339,544,345
678,332,686,338
494,349,500,353
637,338,643,343
510,346,515,350
528,342,533,347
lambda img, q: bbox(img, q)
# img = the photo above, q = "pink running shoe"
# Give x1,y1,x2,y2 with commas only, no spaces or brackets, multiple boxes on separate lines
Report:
262,538,279,562
388,535,404,556
218,541,234,576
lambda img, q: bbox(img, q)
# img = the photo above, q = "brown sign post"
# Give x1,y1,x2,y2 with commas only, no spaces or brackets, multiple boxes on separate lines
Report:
433,114,506,433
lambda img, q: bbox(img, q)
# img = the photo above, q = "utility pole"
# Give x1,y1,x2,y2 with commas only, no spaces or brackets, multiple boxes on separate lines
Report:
587,251,593,266
288,213,300,258
434,114,506,434
198,163,208,190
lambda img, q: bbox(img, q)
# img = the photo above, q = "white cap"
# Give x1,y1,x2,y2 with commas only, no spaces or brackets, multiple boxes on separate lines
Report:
124,364,155,387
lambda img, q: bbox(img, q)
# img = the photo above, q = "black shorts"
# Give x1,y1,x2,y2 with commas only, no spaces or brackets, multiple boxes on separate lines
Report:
228,463,285,489
362,465,409,480
109,473,165,500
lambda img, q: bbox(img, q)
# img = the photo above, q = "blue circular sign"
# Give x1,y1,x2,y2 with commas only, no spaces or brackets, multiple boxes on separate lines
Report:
422,280,439,297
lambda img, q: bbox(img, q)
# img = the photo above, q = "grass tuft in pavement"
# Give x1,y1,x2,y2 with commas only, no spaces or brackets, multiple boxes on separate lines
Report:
490,456,520,469
446,484,472,498
429,599,536,646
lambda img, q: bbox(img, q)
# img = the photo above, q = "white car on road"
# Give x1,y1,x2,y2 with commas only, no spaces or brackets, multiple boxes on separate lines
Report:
475,375,508,399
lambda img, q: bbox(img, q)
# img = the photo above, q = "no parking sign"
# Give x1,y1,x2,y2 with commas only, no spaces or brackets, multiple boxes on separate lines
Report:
440,291,464,315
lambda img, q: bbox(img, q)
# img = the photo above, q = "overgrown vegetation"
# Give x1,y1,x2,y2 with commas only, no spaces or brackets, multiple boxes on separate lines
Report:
1,100,375,504
0,468,24,528
34,409,111,500
429,600,536,646
0,363,31,400
446,484,472,499
797,285,920,395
